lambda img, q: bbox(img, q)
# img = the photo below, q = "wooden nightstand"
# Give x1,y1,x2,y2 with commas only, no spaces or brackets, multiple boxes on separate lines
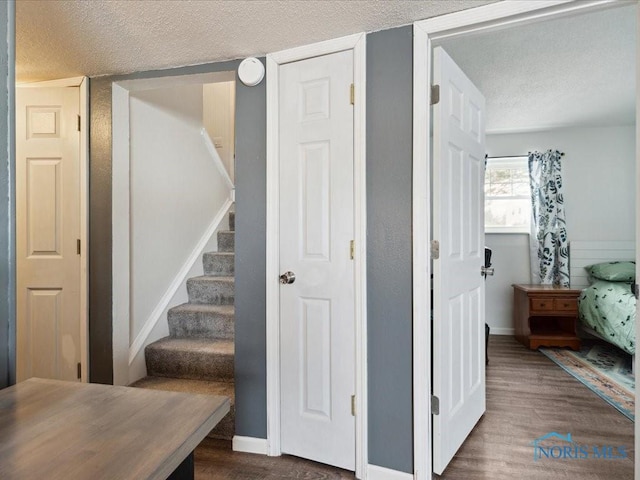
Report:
513,284,581,351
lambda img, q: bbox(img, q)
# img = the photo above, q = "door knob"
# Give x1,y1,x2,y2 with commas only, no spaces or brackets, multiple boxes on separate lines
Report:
280,271,296,284
481,266,495,276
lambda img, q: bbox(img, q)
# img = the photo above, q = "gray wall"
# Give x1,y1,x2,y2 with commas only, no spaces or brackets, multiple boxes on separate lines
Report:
88,26,415,473
233,63,268,438
89,76,115,384
366,26,414,473
0,1,15,388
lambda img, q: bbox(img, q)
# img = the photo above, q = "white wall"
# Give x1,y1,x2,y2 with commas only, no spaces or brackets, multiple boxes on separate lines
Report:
129,84,230,345
203,81,235,181
485,124,636,333
485,233,530,335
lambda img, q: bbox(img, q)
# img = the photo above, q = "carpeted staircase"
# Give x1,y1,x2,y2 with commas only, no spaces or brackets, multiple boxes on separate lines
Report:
131,211,235,440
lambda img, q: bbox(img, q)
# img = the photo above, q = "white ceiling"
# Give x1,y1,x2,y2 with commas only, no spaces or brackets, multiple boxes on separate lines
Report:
438,5,636,133
16,0,493,82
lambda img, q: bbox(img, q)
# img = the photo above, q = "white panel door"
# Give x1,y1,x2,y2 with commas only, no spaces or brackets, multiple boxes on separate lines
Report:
432,46,486,475
16,86,81,382
279,49,356,471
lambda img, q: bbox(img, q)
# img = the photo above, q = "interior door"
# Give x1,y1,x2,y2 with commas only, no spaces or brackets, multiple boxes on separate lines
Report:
16,86,81,382
278,49,356,470
432,46,486,475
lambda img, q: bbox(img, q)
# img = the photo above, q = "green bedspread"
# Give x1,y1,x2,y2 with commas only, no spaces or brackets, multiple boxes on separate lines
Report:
578,280,636,355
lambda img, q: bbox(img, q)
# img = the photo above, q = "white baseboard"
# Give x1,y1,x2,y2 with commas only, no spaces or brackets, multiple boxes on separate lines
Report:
367,464,413,480
232,436,269,455
489,327,514,336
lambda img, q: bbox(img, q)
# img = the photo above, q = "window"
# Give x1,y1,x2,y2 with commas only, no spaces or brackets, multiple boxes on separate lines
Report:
485,156,530,233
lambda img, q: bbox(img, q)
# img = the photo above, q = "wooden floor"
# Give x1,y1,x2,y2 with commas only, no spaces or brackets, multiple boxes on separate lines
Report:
194,336,634,479
440,336,634,479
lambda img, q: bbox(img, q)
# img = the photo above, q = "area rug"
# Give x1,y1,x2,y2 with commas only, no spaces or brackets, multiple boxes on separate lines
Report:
539,341,635,421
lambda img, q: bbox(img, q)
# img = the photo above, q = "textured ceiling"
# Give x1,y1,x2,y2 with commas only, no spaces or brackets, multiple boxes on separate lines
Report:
16,1,635,132
438,5,636,132
16,0,493,82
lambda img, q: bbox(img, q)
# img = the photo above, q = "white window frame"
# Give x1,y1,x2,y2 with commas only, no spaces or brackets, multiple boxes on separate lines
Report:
485,155,530,234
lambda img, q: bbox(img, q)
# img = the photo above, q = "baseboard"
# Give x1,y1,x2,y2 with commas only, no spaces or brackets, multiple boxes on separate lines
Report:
367,464,413,480
232,436,269,455
489,327,514,336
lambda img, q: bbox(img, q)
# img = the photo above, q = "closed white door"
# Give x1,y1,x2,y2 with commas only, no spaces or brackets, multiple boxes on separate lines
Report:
432,46,486,475
279,49,356,470
16,86,81,382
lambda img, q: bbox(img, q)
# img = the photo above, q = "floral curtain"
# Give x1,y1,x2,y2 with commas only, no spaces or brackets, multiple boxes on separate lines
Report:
528,150,569,286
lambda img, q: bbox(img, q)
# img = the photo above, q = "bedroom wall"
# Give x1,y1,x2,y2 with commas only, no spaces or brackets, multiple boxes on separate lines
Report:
485,124,636,333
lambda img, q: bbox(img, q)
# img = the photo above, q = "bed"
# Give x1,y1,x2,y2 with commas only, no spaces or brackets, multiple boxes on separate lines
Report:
570,241,636,369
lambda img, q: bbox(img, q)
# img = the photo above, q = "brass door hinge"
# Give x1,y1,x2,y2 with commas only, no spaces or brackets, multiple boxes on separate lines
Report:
77,362,82,379
431,240,440,260
77,114,81,132
77,239,81,255
430,85,440,106
350,83,355,105
431,395,440,415
351,395,356,416
350,240,355,260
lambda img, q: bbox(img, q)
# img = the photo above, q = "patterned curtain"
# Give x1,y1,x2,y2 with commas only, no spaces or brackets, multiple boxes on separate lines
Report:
528,150,569,286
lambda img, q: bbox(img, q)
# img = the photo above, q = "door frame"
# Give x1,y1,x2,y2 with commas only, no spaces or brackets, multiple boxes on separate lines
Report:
412,1,634,478
265,33,367,477
16,76,89,381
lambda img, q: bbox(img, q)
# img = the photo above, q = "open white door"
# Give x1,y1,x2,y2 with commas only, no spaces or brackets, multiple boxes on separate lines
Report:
432,46,486,475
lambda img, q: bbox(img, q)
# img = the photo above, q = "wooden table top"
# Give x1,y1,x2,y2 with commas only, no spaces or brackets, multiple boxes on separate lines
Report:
0,378,230,480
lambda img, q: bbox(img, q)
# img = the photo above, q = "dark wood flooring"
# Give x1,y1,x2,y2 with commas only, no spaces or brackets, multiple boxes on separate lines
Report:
193,336,634,479
440,336,634,479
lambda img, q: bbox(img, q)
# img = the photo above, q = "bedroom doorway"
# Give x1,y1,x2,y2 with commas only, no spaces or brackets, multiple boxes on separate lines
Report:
414,2,638,478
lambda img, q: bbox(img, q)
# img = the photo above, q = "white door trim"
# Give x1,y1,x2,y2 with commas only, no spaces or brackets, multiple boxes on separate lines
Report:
16,76,90,382
266,32,367,478
412,1,631,478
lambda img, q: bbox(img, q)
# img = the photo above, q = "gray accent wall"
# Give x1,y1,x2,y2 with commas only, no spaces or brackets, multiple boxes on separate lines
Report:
89,76,115,385
366,25,414,473
233,62,268,438
0,1,15,389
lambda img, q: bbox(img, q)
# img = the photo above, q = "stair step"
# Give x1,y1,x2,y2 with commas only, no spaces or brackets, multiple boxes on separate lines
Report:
218,231,235,252
229,211,235,232
187,276,234,305
203,251,234,276
168,303,234,340
145,337,234,382
129,376,235,440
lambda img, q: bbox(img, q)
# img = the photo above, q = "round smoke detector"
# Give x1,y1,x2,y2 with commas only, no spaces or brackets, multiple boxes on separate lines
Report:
238,57,265,87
